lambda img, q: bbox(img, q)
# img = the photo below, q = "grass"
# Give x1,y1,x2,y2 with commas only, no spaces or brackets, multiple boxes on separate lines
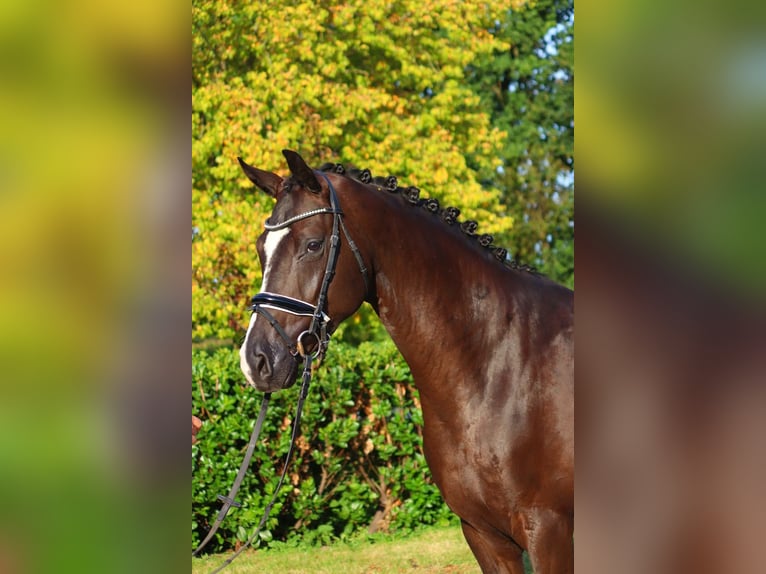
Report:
191,524,484,574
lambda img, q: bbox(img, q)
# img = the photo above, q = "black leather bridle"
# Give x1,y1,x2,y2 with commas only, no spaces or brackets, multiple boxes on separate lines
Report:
193,172,369,571
250,172,369,360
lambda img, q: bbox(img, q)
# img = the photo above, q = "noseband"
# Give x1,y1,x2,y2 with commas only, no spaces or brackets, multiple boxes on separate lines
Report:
250,173,369,360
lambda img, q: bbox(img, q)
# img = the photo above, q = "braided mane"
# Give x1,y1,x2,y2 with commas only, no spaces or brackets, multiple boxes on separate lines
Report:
317,162,538,274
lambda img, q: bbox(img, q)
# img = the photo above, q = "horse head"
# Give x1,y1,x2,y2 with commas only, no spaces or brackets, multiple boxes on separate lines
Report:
237,149,369,391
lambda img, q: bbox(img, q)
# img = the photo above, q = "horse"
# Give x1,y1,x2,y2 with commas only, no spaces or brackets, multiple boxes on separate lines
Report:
237,149,574,573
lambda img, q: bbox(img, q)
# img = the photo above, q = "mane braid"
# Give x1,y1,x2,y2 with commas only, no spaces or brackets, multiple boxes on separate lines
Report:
318,162,539,275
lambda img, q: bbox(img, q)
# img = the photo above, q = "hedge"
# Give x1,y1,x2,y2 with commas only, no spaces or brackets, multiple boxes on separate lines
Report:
192,340,455,553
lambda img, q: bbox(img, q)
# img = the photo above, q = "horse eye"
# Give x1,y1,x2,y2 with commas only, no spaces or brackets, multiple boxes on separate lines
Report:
307,240,323,253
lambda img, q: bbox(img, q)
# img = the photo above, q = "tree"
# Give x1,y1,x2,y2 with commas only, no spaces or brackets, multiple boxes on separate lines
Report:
192,0,522,342
467,0,574,287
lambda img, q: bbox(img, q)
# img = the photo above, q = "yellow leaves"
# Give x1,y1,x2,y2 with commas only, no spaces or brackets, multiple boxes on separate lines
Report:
432,167,449,186
193,0,517,340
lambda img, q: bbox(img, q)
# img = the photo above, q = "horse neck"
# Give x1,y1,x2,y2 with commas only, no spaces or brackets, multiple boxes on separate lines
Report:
347,186,510,398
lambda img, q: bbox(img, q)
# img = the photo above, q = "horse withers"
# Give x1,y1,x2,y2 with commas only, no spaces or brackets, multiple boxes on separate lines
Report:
238,150,574,573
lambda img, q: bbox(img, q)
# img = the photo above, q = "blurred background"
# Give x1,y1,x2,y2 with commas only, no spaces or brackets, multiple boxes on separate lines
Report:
0,0,189,572
577,0,766,572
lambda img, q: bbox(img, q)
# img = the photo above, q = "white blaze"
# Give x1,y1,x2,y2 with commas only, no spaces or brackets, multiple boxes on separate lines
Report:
240,227,290,384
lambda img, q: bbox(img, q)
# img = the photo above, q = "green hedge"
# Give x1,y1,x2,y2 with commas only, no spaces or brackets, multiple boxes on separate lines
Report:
192,340,455,553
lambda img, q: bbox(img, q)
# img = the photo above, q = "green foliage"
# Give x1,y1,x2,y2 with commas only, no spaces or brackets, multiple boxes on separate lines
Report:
468,0,574,287
192,340,455,553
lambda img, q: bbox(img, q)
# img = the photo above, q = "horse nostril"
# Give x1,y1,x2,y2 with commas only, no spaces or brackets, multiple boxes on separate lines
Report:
254,352,272,380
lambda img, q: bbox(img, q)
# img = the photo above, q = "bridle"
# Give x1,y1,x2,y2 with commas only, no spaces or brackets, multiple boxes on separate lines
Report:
193,172,369,571
250,172,369,360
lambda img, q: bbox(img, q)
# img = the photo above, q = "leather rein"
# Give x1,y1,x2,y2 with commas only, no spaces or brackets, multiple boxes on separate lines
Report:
193,173,368,571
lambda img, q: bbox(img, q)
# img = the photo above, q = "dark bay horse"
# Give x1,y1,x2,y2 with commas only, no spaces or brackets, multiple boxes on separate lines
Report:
237,150,574,573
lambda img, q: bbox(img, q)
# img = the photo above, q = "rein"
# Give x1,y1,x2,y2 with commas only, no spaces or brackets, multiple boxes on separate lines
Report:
193,173,367,570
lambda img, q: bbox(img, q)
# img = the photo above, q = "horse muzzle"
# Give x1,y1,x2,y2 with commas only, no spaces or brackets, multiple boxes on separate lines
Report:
240,338,299,392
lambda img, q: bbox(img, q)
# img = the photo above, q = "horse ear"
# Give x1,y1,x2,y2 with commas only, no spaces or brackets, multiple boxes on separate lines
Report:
237,157,282,198
282,149,321,193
